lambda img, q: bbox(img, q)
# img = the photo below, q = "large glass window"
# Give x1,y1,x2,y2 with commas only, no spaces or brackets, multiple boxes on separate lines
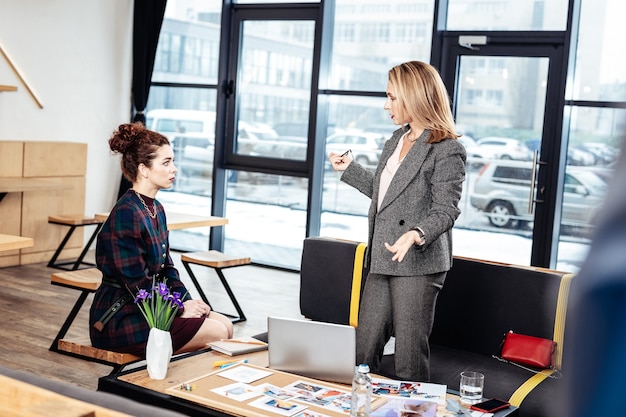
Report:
153,3,222,84
452,56,551,266
146,88,217,197
225,171,309,268
327,0,435,91
233,20,314,161
149,0,626,272
219,11,317,267
568,0,626,101
319,0,436,252
236,0,320,3
320,95,389,241
554,0,626,271
146,2,222,253
446,0,569,31
556,107,625,269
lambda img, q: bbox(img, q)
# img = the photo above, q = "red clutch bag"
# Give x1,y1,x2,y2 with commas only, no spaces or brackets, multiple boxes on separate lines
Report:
500,331,556,369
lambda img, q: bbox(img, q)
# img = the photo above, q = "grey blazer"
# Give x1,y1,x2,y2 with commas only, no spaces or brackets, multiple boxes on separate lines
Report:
341,128,466,276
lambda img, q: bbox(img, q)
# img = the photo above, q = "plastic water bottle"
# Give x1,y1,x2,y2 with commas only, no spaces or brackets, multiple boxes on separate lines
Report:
350,364,372,417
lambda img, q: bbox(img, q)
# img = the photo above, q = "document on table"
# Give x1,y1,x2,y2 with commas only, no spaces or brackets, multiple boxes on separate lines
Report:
371,377,447,404
211,382,261,401
217,364,273,384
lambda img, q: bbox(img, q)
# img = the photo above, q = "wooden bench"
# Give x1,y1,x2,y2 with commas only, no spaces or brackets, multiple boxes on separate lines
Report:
50,268,141,374
47,214,104,270
180,250,250,323
57,337,141,374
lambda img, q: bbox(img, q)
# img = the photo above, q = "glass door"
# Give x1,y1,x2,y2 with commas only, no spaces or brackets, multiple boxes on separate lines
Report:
440,40,569,268
219,6,320,268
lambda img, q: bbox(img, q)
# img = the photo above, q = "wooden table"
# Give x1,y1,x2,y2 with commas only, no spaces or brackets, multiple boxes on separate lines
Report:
99,350,269,417
1,374,131,417
0,234,33,252
95,211,228,230
99,350,519,417
0,177,72,202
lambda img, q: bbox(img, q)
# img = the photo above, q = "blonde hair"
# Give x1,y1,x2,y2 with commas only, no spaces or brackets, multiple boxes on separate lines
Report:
388,61,459,143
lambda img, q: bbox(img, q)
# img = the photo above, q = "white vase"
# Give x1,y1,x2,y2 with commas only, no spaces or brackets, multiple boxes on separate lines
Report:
145,327,173,380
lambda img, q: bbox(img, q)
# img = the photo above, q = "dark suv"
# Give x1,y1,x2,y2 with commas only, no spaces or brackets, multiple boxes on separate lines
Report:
470,161,607,229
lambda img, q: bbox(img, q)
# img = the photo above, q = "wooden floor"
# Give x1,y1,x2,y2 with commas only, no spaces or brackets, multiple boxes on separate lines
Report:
0,251,303,390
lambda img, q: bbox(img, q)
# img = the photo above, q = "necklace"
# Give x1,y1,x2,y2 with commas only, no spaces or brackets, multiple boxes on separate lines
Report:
405,128,425,143
405,130,420,143
404,130,418,143
134,190,157,219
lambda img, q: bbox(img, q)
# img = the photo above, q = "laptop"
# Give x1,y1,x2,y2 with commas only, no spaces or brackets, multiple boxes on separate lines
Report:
267,316,356,384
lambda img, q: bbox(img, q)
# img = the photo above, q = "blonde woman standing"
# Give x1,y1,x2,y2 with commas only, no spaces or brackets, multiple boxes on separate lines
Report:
329,61,466,381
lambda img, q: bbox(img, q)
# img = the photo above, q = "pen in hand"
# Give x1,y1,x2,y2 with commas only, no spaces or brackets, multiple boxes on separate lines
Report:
340,149,351,158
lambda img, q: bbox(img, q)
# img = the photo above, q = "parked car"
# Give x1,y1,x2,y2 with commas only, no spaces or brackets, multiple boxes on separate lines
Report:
144,108,215,194
475,137,533,161
567,146,596,166
237,121,281,154
273,122,308,138
470,160,607,229
146,109,216,144
458,135,484,169
458,135,480,156
238,121,279,141
582,163,615,184
580,142,619,165
146,110,216,189
364,124,396,138
325,130,385,166
524,139,595,166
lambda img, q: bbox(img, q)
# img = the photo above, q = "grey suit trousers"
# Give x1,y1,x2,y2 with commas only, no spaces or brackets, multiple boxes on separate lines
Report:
355,271,446,382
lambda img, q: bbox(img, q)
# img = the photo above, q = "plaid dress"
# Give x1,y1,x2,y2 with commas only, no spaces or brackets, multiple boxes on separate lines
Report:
89,190,198,355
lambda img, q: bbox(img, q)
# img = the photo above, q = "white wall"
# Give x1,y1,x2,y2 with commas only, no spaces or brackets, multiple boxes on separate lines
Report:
0,0,133,216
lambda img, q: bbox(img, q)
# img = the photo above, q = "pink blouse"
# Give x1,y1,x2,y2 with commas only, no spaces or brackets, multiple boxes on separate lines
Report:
378,130,410,210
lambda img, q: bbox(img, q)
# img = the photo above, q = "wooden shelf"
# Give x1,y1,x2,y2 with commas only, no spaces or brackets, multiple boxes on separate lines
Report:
0,85,17,92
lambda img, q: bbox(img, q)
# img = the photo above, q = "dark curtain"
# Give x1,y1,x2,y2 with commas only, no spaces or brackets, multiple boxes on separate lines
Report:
118,0,168,200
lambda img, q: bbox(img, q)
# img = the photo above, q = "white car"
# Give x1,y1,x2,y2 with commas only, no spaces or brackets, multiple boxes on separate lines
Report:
146,109,216,143
457,135,485,169
475,137,533,161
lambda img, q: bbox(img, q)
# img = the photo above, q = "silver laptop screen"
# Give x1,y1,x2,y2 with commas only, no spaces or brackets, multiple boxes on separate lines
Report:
267,316,356,384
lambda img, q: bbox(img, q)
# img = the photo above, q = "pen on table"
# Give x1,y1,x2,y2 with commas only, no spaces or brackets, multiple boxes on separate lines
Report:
219,359,248,369
212,359,243,367
220,338,267,346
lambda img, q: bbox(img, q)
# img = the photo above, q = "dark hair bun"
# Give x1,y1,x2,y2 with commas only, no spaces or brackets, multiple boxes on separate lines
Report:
109,122,145,154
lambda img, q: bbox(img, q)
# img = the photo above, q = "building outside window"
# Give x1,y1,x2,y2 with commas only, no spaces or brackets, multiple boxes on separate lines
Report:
147,0,625,272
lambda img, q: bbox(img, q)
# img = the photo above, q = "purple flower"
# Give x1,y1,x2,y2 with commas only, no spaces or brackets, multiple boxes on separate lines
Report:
134,288,152,303
132,277,187,331
170,291,184,309
155,282,169,298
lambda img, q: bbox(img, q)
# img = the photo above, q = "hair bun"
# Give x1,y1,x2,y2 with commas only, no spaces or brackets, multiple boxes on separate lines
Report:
109,122,145,154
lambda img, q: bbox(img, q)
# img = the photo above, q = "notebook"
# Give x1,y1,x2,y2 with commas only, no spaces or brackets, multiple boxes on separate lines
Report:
208,337,268,356
267,316,356,384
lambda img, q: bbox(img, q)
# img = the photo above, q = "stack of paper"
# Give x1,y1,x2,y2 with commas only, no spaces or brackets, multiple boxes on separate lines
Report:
208,337,268,356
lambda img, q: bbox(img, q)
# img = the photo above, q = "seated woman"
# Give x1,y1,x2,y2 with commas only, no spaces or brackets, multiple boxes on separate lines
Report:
89,122,233,356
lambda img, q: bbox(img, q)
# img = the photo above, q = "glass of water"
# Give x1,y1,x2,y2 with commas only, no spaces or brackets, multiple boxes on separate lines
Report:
459,371,484,404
